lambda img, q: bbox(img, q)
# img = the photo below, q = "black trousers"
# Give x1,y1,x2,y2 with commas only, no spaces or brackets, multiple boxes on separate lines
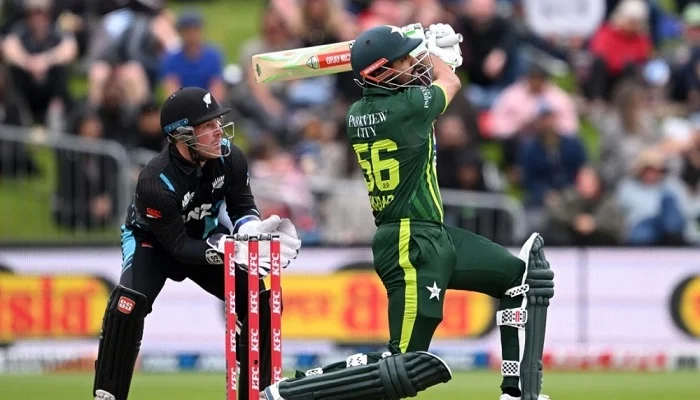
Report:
9,65,70,124
118,230,271,399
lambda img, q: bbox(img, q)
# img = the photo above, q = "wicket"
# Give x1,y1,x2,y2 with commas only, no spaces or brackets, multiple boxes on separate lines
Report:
224,234,283,399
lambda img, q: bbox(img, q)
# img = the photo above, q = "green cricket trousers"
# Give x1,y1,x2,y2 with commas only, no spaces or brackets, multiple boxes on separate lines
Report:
372,219,526,390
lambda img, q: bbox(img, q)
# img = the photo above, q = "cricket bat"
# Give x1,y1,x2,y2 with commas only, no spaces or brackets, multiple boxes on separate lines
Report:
252,23,462,84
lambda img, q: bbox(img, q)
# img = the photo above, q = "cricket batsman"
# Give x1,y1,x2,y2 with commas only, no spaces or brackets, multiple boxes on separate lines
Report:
91,86,302,400
263,24,554,400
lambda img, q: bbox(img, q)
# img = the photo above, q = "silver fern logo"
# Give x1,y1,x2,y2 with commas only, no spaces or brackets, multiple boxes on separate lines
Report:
203,92,212,108
212,175,225,192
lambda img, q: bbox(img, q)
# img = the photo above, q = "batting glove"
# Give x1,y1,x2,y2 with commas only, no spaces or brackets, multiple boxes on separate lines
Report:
426,24,462,70
428,23,456,39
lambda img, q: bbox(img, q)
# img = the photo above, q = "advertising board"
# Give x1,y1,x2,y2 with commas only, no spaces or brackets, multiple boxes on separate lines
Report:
0,246,699,373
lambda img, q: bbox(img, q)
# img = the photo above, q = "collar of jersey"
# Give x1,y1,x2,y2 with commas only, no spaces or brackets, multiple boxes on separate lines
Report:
169,144,199,175
362,86,395,96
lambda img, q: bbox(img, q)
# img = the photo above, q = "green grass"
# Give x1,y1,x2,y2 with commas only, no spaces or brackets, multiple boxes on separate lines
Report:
1,371,697,399
0,145,117,243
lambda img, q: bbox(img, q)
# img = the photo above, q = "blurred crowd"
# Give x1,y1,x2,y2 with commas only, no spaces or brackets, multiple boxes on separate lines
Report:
1,0,700,247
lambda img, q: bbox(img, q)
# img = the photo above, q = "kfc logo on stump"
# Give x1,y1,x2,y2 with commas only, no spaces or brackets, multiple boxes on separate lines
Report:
230,366,238,391
271,290,282,315
228,291,236,315
273,366,283,383
250,328,260,353
271,251,281,276
229,328,236,353
117,296,135,315
273,328,282,353
251,365,260,390
249,251,258,275
250,291,259,315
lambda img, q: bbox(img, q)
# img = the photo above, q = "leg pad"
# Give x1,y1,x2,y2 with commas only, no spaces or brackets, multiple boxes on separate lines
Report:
276,351,452,400
93,285,148,400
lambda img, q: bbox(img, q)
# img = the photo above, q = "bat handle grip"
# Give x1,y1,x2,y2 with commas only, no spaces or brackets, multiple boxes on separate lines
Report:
435,33,463,47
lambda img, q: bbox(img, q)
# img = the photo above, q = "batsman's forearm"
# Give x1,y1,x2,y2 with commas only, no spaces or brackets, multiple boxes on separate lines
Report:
431,54,461,102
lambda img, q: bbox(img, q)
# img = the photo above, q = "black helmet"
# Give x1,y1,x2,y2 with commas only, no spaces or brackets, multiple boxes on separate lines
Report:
350,25,424,83
160,87,231,136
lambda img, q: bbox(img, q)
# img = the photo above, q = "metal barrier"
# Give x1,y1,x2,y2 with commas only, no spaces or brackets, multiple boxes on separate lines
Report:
441,188,528,245
0,125,132,242
2,129,527,245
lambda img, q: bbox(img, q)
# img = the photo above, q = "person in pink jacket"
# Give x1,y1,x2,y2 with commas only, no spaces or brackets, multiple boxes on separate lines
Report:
489,63,579,180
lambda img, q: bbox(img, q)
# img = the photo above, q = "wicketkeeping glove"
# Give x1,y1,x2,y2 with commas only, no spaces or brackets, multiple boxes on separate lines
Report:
207,215,302,275
276,218,301,268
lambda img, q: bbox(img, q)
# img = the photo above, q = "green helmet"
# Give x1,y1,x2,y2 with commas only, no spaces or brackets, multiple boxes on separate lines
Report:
350,25,431,89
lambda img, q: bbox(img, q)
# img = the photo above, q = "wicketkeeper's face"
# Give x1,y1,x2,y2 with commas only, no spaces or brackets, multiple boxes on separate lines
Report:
193,118,234,159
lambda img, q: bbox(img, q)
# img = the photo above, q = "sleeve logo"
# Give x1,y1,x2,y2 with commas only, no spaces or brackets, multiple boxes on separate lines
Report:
146,208,162,219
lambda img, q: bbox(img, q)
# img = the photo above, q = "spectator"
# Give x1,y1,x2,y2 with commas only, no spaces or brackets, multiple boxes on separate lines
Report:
679,125,700,242
0,65,38,178
294,115,347,179
585,0,653,102
491,63,579,139
456,0,520,110
1,0,77,125
81,68,138,147
408,0,447,28
669,3,700,114
353,0,410,30
88,0,175,108
52,110,119,230
490,62,579,177
595,80,663,189
161,10,226,101
284,0,361,106
545,166,624,246
54,0,91,60
132,99,165,153
443,150,512,241
249,136,321,243
435,113,479,189
0,0,26,35
519,102,588,210
235,5,300,145
286,0,356,45
617,148,689,245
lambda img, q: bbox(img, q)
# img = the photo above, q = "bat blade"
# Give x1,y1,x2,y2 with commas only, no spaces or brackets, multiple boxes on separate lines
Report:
252,41,354,84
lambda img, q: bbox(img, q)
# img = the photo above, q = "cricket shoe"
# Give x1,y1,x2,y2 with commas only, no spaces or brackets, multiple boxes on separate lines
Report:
500,394,550,400
94,390,116,400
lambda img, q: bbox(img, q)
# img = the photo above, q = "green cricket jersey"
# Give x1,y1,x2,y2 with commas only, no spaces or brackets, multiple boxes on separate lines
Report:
346,84,449,226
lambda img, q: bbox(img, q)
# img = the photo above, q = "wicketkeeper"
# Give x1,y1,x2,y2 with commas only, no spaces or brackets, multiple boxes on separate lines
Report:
263,24,555,400
92,87,302,400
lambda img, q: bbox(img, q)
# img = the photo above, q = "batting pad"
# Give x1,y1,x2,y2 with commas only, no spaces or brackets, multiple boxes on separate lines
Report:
93,285,148,400
512,234,554,400
273,351,452,400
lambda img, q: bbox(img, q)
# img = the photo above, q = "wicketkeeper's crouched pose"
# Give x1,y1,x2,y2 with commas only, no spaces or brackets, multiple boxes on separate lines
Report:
92,87,302,400
263,25,554,400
